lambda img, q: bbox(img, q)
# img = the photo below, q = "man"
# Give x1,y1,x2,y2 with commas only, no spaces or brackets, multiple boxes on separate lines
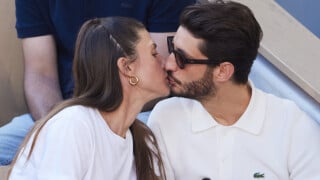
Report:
0,0,195,165
148,1,320,179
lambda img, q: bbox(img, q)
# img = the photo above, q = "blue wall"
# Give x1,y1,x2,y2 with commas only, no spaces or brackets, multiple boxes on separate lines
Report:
250,55,320,123
275,0,320,38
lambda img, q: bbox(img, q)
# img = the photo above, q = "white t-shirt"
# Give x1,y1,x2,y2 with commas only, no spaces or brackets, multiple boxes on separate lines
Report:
10,105,136,180
148,85,320,180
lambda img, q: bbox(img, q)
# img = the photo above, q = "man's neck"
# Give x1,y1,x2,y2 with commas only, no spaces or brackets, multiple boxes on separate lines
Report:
200,83,252,126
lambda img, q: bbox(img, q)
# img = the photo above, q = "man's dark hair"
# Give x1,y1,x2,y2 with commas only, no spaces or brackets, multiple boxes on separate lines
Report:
180,0,263,84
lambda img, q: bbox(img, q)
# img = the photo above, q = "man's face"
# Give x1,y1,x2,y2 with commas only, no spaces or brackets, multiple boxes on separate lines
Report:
165,26,216,100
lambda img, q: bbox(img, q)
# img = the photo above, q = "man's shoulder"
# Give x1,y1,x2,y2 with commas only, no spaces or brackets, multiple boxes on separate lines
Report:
155,97,197,112
257,88,300,111
256,88,317,125
148,97,198,126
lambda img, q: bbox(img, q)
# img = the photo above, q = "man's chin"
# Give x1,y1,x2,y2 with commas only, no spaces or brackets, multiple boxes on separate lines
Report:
169,86,191,98
169,90,185,98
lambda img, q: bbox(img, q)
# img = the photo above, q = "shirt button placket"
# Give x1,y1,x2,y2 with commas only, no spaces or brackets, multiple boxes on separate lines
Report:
217,126,234,180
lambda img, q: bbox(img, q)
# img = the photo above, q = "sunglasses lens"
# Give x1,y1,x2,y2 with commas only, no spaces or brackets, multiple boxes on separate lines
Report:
167,36,174,53
174,51,185,69
167,36,185,69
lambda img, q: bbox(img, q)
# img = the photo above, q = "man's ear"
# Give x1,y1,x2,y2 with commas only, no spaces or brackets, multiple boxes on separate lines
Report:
214,62,234,82
117,57,132,75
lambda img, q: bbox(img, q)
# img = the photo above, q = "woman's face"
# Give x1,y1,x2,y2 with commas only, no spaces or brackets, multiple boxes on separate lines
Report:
131,29,170,100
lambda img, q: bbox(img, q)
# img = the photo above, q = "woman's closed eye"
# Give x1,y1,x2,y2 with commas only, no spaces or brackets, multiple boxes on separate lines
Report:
152,52,159,57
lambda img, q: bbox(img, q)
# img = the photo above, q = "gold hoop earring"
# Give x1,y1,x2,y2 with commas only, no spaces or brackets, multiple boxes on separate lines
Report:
129,76,139,86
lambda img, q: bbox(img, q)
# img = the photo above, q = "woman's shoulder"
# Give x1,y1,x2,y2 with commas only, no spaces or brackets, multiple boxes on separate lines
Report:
55,105,95,119
45,105,97,132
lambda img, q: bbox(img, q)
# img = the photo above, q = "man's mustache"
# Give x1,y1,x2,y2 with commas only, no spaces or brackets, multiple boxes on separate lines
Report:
167,71,182,85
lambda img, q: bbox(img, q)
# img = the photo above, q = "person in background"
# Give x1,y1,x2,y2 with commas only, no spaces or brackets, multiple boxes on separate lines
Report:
148,1,320,179
0,0,195,166
8,16,169,179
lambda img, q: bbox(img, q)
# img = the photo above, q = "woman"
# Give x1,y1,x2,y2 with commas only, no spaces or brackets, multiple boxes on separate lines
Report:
8,17,169,180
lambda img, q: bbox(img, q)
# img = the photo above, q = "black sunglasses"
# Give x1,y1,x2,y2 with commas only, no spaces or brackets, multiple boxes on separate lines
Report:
167,36,218,69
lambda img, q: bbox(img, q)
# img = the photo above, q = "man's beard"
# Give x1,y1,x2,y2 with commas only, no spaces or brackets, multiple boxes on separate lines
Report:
170,67,216,101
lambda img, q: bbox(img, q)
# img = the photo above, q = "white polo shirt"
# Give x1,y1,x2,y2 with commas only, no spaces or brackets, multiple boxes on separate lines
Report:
148,86,320,180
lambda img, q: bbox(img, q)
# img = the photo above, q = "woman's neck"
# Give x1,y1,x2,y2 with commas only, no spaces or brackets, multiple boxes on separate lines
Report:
99,96,144,138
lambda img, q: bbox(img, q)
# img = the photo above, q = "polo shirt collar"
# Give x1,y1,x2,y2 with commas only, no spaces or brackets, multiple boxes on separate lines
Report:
191,100,218,132
191,82,266,135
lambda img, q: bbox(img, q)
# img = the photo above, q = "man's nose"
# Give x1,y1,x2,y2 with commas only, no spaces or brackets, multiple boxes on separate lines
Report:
164,53,178,71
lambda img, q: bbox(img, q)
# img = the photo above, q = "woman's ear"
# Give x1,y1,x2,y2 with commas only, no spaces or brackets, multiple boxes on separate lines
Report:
214,62,234,82
117,57,131,75
117,57,140,86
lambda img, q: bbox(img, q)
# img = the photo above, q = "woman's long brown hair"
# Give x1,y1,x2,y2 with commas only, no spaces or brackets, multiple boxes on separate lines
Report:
8,17,166,180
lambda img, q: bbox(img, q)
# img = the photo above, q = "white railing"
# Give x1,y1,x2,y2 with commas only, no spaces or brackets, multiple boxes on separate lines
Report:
234,0,320,102
229,0,320,122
